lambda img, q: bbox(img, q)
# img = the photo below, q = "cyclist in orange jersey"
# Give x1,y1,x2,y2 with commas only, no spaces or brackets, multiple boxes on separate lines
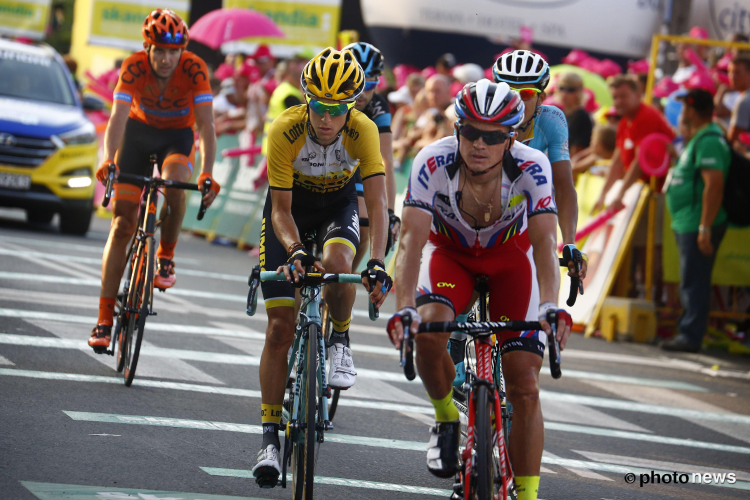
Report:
89,9,220,350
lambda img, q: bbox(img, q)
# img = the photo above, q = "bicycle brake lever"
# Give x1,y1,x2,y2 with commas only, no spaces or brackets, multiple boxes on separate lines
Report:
401,312,416,381
247,265,260,316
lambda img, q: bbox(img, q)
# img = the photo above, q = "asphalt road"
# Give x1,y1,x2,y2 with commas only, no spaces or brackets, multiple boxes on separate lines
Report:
1,209,749,500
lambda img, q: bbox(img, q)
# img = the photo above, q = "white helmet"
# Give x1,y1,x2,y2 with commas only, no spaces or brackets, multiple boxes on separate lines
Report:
492,50,550,90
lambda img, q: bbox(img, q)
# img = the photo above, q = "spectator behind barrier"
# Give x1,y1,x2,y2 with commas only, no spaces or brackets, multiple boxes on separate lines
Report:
594,75,675,212
556,72,593,156
393,75,452,163
572,125,616,179
663,89,730,353
727,55,750,152
714,33,750,126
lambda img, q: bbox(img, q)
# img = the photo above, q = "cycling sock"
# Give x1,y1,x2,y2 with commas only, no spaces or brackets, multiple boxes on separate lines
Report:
98,297,116,326
515,476,540,500
429,390,460,423
261,404,282,449
456,313,469,322
330,316,351,347
157,240,177,261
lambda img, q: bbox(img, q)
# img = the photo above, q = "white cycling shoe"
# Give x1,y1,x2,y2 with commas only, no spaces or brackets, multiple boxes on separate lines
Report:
252,444,281,488
328,343,357,389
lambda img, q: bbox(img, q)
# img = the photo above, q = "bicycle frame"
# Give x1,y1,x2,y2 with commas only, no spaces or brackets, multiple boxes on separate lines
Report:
461,278,514,500
286,281,330,440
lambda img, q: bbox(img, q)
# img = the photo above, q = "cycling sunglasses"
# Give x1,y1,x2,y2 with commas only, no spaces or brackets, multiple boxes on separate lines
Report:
307,97,355,117
364,80,379,91
514,87,543,101
458,124,513,145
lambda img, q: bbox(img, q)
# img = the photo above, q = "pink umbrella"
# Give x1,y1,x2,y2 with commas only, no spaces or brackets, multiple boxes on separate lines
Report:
190,8,284,50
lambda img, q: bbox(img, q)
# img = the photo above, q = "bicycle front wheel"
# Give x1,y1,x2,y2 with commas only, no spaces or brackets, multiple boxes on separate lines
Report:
123,236,154,387
292,324,318,500
474,384,497,500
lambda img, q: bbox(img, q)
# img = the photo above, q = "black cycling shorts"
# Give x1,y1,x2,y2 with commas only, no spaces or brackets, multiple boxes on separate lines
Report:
259,188,360,309
115,118,195,188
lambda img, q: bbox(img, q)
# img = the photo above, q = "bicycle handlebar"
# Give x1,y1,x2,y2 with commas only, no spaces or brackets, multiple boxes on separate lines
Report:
399,311,562,381
100,166,209,220
246,265,379,320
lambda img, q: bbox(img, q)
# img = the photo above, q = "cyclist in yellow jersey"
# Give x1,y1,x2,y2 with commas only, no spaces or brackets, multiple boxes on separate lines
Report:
252,48,393,488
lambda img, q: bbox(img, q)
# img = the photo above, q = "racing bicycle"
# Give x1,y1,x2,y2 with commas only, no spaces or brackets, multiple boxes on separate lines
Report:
97,158,209,386
246,233,378,500
398,252,580,500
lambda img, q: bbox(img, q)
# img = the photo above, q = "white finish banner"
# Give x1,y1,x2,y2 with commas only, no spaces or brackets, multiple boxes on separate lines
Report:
361,0,665,57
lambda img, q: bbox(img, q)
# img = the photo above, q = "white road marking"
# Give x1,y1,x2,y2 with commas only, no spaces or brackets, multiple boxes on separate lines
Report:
543,451,613,481
0,333,261,365
0,234,200,263
0,354,14,365
563,348,750,380
200,468,452,497
89,433,120,437
539,389,750,425
541,399,652,433
3,368,750,454
0,368,432,411
572,450,750,481
583,381,750,446
30,320,224,385
59,411,750,491
543,368,707,392
0,275,385,319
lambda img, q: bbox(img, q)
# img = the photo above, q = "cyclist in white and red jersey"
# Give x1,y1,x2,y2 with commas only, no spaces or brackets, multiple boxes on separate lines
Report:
387,80,571,500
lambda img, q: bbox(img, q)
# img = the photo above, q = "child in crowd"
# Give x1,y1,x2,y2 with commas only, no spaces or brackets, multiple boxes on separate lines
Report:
571,125,617,179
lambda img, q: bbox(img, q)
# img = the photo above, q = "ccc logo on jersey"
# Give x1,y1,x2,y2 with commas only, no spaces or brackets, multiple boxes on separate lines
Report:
182,58,207,85
121,60,148,84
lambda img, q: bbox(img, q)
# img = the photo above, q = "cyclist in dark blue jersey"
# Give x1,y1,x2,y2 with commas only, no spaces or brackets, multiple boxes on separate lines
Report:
345,42,400,269
493,50,587,279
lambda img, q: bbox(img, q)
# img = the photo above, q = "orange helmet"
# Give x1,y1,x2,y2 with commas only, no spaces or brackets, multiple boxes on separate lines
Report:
142,9,189,49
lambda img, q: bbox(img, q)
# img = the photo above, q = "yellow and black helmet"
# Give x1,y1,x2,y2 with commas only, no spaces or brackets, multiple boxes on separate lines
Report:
301,47,365,102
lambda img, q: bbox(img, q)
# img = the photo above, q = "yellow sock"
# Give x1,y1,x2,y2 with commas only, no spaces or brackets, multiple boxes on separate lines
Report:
515,476,540,500
331,316,351,333
261,404,282,425
428,390,460,422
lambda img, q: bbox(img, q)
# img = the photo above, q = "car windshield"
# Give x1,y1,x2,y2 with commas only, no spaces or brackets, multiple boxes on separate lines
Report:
0,50,74,105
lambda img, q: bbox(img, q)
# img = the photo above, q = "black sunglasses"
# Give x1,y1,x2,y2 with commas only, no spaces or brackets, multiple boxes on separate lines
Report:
458,124,513,145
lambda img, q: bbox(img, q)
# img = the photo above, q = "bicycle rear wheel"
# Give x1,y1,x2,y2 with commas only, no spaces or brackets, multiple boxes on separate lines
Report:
321,302,341,421
292,324,318,500
123,236,154,387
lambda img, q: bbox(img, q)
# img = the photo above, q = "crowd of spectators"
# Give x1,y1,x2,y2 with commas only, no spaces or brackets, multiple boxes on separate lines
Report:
85,28,747,351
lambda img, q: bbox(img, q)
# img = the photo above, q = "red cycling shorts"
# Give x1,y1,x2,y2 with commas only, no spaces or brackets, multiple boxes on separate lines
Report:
415,231,545,357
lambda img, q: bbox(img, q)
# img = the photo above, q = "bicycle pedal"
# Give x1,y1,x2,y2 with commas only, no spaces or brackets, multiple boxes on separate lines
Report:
91,346,108,355
157,288,166,293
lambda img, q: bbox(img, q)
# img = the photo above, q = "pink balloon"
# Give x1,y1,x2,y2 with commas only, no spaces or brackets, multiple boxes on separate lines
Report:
638,133,672,178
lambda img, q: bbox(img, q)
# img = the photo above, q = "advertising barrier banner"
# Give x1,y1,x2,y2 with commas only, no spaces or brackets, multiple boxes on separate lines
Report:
222,0,341,57
88,0,190,51
0,0,51,39
662,208,750,287
361,0,663,57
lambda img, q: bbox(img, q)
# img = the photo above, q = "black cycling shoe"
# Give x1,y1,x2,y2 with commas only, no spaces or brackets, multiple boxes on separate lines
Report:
426,421,461,478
